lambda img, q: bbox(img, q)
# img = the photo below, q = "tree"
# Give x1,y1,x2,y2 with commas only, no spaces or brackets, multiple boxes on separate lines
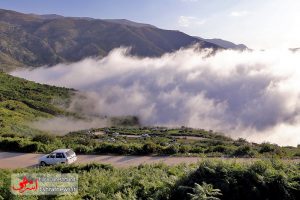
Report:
188,182,222,200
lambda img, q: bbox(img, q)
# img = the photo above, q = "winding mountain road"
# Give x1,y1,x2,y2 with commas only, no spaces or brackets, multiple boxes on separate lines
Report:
0,151,247,169
0,152,298,169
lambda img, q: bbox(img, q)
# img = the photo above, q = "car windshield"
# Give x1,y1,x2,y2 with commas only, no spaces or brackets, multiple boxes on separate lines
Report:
65,150,75,157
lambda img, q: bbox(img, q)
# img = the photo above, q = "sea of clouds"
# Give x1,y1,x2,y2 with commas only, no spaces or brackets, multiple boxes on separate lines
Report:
12,46,300,146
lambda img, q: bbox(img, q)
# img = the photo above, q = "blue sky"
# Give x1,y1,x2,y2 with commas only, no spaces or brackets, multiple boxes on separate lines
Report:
1,0,300,49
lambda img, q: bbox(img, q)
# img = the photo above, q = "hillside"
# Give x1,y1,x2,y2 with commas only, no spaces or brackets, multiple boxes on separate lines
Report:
0,72,73,136
0,9,221,71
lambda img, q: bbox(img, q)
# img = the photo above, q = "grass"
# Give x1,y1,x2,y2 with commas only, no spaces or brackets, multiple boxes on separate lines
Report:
0,72,74,136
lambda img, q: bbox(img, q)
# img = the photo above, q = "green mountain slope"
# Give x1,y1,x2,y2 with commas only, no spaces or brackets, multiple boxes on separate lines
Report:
0,72,73,135
0,9,221,70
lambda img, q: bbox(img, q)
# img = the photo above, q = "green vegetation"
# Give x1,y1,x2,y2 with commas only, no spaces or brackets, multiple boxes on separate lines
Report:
187,182,222,200
0,160,299,199
0,72,73,136
171,160,300,200
110,116,140,127
1,126,299,158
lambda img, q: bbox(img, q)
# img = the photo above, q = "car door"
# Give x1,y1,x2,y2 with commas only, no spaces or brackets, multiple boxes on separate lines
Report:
55,153,66,164
47,153,56,165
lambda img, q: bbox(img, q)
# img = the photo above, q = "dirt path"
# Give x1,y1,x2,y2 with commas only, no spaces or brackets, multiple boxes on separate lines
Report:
93,132,205,140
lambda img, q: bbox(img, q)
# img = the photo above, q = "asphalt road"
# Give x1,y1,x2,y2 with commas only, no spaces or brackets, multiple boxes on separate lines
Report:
1,152,298,169
0,151,207,169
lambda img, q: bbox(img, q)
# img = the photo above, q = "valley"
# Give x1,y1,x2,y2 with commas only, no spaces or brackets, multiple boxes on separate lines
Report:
0,4,299,200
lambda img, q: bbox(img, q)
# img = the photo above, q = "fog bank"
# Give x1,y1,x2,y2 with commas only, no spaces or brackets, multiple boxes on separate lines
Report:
12,47,300,146
31,117,108,134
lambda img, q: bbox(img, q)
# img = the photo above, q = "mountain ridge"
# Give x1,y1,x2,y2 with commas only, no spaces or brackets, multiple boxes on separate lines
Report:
0,8,222,71
196,36,248,50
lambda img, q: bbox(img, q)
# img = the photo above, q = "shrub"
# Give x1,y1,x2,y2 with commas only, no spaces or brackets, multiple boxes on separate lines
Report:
0,138,22,151
74,145,92,154
142,142,157,154
1,133,18,138
53,163,113,173
162,145,179,155
37,143,49,153
179,145,191,154
233,138,248,146
110,116,140,127
259,143,275,153
293,152,300,157
0,137,44,153
94,143,135,155
188,182,222,200
189,147,204,154
233,145,255,157
259,143,285,157
32,133,55,144
20,142,40,152
208,145,234,155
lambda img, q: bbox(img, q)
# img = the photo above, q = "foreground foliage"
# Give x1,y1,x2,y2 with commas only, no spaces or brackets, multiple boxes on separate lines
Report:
187,182,222,200
0,160,299,200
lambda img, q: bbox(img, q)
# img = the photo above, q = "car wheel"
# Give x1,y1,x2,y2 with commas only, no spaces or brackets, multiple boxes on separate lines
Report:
40,161,47,166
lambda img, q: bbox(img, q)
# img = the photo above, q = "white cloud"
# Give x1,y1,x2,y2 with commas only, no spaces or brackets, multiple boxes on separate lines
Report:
178,16,206,27
230,11,251,17
12,47,300,146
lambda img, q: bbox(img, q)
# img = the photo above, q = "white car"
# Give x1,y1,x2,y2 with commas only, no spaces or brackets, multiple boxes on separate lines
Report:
112,132,120,137
39,149,77,166
140,134,150,138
